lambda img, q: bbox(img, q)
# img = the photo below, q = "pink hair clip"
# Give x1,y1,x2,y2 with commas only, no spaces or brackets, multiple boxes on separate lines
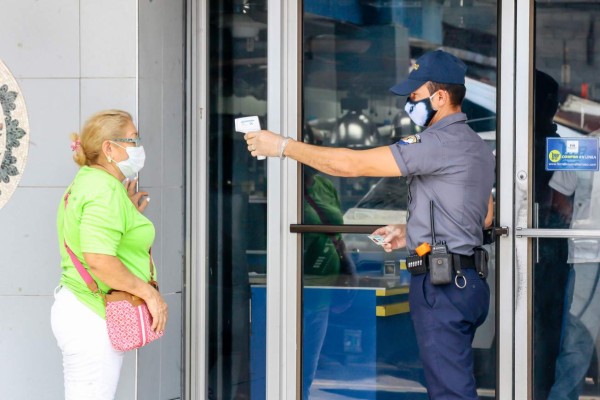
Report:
70,140,81,151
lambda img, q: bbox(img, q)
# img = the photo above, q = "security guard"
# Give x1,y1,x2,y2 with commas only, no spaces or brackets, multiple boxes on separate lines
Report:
244,50,495,400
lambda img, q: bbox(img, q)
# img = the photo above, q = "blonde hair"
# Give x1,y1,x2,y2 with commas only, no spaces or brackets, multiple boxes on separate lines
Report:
71,110,133,167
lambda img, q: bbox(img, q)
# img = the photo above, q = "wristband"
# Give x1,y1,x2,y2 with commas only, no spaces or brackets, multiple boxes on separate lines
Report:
279,138,291,159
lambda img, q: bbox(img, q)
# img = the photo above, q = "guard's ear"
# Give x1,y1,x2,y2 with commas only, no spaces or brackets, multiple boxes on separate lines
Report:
435,90,450,108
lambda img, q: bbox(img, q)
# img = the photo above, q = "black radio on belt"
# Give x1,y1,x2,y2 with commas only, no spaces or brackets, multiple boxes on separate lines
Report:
429,242,453,285
428,201,453,285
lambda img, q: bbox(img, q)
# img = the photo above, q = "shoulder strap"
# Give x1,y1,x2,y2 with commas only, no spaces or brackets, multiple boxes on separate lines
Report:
63,191,100,294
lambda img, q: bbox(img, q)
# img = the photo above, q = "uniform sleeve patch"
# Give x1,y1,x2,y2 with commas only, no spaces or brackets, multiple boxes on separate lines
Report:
399,134,421,145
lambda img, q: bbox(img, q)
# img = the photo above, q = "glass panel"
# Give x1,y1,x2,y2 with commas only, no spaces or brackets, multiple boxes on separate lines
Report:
533,2,600,399
207,1,268,399
301,1,498,399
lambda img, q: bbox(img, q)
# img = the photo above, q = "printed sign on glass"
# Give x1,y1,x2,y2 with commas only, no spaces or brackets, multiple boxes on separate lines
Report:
546,137,599,171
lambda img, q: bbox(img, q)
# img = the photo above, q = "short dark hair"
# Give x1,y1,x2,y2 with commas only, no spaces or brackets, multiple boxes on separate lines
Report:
427,82,466,106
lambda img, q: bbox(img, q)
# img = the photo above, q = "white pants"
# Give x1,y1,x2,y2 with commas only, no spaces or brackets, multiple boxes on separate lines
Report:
51,286,124,400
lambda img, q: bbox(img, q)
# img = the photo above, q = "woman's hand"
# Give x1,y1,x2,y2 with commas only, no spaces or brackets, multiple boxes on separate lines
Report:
125,177,150,213
85,253,167,332
142,285,169,333
371,224,407,253
244,130,284,158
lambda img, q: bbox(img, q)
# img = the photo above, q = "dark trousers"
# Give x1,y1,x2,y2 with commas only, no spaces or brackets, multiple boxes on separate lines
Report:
409,268,490,400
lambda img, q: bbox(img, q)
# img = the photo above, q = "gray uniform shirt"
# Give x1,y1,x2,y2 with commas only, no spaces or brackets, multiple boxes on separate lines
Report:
389,112,495,256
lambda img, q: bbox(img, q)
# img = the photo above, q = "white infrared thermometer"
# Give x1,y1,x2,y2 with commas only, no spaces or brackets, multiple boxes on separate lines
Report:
235,116,265,160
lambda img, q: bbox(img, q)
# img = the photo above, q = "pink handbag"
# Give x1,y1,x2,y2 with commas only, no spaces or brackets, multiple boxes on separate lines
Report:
63,192,163,351
104,287,163,351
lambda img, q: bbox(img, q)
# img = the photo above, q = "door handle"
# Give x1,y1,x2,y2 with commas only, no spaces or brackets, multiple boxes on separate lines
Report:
515,228,600,238
534,202,540,263
483,226,510,244
293,224,511,236
494,226,510,236
289,224,382,234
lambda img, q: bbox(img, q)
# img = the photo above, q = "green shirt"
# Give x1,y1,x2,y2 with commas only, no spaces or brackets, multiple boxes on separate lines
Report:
303,175,344,280
56,166,156,318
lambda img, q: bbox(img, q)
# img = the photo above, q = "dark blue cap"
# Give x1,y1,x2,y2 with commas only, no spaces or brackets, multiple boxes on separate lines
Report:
390,50,467,96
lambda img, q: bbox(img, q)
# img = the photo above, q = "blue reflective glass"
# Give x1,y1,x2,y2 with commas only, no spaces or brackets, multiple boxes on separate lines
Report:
301,2,499,398
533,1,600,399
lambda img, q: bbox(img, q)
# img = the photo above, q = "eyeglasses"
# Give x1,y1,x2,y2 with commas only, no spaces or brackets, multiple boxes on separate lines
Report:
112,137,142,147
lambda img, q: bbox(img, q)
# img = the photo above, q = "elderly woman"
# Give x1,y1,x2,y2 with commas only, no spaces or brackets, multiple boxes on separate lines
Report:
51,110,168,400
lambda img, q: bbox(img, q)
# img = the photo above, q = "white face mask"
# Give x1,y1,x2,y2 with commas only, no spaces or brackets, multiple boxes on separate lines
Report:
404,91,438,127
110,142,146,179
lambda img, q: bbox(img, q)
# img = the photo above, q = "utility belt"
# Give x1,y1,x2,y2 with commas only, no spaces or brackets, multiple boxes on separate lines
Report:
406,247,489,289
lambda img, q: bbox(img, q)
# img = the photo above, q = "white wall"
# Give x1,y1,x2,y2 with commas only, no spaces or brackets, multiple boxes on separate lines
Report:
0,1,185,399
137,0,186,399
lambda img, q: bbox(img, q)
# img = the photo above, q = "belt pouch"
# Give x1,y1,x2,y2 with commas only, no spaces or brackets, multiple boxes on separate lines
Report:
429,252,453,285
474,247,489,278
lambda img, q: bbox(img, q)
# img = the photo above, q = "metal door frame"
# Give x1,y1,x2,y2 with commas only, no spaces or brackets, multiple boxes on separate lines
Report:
498,0,517,398
186,0,299,398
266,0,301,399
513,1,600,399
186,0,208,398
512,0,533,398
186,0,525,398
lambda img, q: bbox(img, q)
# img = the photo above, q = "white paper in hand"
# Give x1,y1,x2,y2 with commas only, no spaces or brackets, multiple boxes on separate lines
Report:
235,116,265,160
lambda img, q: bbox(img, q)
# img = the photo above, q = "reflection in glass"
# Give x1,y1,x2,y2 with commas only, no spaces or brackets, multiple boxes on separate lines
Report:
545,166,600,400
207,1,267,399
534,1,600,398
301,1,498,398
532,69,571,400
303,169,359,399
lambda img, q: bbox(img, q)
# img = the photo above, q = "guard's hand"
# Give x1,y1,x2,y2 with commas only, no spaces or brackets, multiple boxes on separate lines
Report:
144,285,168,333
372,224,406,253
125,177,150,213
244,130,283,158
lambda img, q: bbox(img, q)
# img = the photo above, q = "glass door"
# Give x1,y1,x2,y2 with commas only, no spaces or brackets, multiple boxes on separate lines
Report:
205,1,269,398
515,1,600,398
297,1,500,398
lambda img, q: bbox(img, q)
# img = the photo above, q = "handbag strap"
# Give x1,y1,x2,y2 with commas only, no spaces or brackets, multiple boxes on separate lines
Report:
62,191,156,294
63,191,101,294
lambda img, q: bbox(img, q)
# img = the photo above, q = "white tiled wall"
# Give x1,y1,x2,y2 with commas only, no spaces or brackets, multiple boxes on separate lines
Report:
80,78,137,121
137,1,186,398
0,188,64,296
0,0,80,79
17,79,80,187
0,1,185,399
80,0,137,78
